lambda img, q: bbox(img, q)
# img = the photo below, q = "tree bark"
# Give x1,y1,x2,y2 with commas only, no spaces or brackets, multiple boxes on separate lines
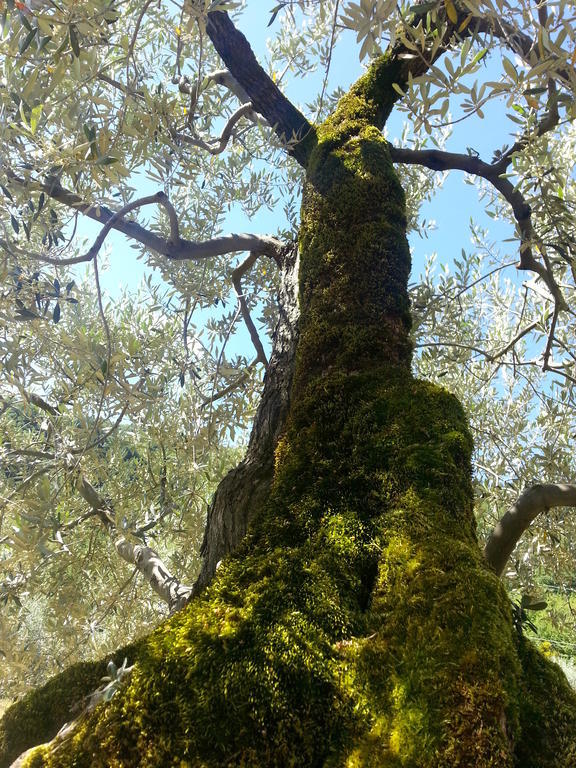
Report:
194,244,300,591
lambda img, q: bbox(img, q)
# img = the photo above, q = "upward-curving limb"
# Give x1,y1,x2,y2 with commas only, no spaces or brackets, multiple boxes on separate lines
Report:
485,483,576,577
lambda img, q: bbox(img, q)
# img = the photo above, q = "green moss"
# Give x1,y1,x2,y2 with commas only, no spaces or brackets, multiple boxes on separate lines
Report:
0,641,140,768
514,637,576,767
18,745,51,768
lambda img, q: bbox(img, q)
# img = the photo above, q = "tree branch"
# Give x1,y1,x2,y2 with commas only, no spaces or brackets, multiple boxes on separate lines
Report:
173,102,258,155
204,10,315,166
75,475,193,611
388,144,567,307
231,252,268,366
473,13,575,88
484,483,576,577
174,69,264,125
8,174,285,263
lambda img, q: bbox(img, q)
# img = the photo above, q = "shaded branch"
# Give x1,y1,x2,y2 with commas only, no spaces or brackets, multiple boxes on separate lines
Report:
21,390,59,417
201,364,255,409
485,483,576,577
204,10,314,166
231,252,268,366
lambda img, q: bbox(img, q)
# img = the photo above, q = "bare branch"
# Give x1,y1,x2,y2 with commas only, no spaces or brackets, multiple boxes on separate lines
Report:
201,366,252,408
96,73,134,97
232,253,268,366
21,390,59,417
75,476,193,611
485,483,576,577
491,321,540,361
173,102,259,155
542,302,560,373
388,144,567,307
8,174,285,263
125,0,155,90
415,322,539,364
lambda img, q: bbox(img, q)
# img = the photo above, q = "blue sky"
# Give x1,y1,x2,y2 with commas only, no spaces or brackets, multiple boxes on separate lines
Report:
80,3,514,300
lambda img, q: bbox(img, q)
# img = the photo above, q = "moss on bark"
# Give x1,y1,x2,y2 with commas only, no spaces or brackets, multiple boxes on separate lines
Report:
5,54,576,768
0,642,140,768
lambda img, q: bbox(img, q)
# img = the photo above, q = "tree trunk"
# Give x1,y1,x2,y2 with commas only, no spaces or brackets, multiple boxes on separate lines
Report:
3,57,576,768
194,244,300,592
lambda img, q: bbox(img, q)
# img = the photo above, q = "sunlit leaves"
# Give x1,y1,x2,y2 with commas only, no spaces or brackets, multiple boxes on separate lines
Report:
339,0,395,59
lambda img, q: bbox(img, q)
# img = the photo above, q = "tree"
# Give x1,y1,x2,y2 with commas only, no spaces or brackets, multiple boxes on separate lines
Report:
2,0,576,765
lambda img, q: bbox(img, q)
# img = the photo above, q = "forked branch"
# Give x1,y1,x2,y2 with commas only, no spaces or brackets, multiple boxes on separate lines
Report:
8,174,285,264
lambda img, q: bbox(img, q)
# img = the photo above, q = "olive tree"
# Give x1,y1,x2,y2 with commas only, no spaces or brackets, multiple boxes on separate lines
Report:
2,1,576,765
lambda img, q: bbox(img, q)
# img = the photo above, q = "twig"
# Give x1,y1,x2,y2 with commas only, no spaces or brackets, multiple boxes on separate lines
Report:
231,253,268,366
201,366,253,408
126,0,155,91
173,102,257,155
416,321,539,363
315,0,340,121
542,303,559,373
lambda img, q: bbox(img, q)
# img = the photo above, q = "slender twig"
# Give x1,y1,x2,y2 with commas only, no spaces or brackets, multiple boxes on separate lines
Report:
416,321,539,363
315,0,340,121
125,0,155,91
82,252,112,458
231,253,268,366
542,303,560,372
201,365,253,408
206,304,242,410
174,102,257,155
492,321,540,361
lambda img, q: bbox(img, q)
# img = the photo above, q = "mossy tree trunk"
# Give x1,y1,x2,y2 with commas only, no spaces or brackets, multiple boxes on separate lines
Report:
3,32,576,768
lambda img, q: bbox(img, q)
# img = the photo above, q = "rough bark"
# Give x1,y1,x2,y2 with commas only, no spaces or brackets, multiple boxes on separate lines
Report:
205,12,314,165
195,244,300,591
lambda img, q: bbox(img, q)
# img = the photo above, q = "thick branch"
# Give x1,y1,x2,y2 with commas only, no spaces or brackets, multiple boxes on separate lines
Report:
75,476,193,611
484,483,576,577
9,174,285,263
204,11,314,166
